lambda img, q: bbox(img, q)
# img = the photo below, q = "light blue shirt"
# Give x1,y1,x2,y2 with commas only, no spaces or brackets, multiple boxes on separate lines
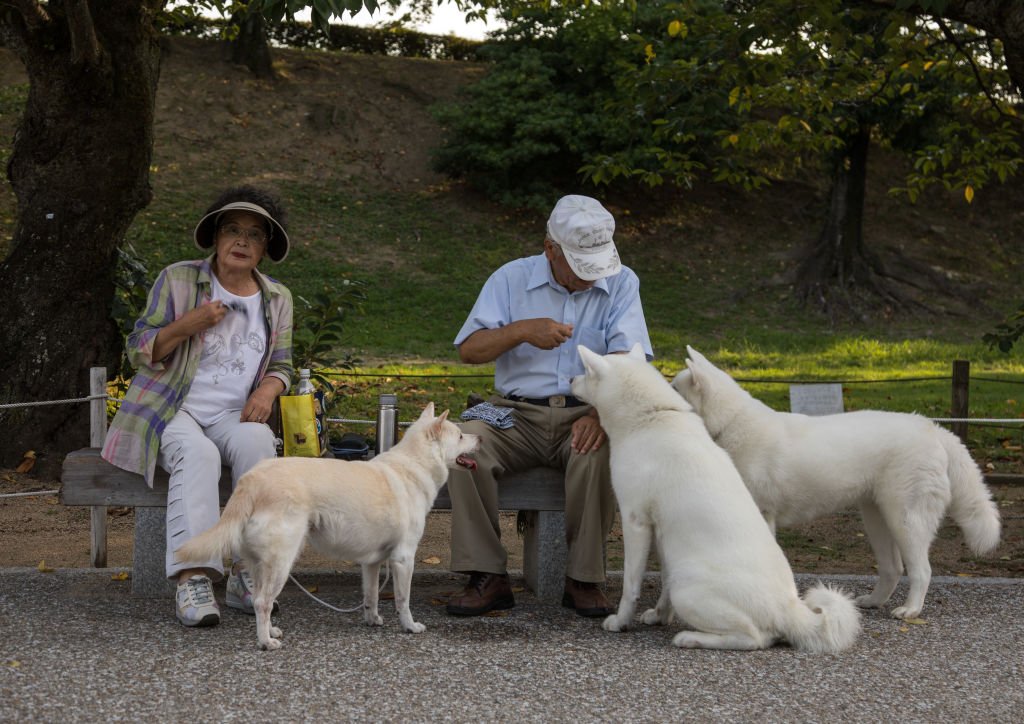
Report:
454,253,653,398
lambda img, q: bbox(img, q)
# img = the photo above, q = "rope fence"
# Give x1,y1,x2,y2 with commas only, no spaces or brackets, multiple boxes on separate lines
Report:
0,393,107,410
0,489,60,499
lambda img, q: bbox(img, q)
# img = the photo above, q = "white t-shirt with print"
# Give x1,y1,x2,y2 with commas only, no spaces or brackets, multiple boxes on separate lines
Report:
181,276,266,426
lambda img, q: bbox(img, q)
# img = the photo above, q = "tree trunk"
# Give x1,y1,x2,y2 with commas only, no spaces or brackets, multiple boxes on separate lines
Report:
0,3,163,473
229,10,275,79
795,123,879,305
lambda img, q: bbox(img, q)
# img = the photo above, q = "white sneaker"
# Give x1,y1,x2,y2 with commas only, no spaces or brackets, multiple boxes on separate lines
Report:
175,575,220,627
226,568,279,615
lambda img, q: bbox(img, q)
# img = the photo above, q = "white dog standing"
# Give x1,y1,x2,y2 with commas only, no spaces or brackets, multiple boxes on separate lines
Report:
673,346,1001,620
177,403,478,650
572,344,860,652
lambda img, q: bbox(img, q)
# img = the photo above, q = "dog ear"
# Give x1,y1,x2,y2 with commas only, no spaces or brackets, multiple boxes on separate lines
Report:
683,358,704,390
430,410,450,438
578,345,606,376
686,345,709,365
627,342,646,361
418,402,436,422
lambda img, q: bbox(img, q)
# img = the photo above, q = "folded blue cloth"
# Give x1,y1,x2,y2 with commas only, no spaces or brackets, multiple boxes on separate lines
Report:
460,402,515,430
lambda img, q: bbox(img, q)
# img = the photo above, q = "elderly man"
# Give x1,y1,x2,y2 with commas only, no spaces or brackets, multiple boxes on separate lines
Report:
446,195,653,617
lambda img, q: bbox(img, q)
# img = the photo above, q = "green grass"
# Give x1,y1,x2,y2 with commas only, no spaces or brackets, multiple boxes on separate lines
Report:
116,170,1024,473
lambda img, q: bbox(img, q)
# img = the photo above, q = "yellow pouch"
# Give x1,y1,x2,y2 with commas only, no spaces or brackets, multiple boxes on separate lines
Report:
280,394,321,457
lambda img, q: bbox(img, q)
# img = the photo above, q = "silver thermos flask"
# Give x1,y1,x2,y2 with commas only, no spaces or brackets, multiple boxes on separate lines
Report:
375,393,399,455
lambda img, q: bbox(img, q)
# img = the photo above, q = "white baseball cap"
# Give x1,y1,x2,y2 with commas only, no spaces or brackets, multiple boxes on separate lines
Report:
546,195,621,281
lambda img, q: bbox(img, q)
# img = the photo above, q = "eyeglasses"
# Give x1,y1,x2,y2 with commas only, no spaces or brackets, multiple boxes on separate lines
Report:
218,222,269,246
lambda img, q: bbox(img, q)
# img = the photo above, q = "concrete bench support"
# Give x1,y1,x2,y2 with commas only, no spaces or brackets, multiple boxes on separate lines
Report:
521,510,568,602
133,507,175,597
62,449,569,601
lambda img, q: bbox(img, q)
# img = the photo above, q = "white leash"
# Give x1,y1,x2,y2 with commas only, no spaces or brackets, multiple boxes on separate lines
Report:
288,562,391,614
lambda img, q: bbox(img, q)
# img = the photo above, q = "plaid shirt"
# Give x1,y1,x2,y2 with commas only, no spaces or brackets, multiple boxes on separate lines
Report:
101,256,293,484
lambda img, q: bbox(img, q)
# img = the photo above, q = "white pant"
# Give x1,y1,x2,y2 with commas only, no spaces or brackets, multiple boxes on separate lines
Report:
158,410,276,580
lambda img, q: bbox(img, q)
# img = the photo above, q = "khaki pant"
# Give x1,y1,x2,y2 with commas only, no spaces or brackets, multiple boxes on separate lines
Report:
448,398,615,583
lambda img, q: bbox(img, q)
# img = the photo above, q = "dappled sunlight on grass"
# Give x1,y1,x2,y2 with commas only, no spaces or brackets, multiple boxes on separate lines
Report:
706,337,1024,375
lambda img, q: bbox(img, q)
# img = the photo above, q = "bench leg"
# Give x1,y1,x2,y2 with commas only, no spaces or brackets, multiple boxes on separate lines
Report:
521,510,567,603
90,506,107,568
131,507,175,598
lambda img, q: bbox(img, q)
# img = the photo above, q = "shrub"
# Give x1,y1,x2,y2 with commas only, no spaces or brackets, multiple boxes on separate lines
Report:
429,3,662,206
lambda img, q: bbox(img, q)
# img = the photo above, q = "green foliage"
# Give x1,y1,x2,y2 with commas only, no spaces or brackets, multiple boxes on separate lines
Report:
258,0,384,31
111,243,152,391
291,281,367,388
172,0,389,32
432,46,590,207
434,0,1020,204
984,304,1024,353
431,2,660,206
158,8,482,60
582,0,1022,201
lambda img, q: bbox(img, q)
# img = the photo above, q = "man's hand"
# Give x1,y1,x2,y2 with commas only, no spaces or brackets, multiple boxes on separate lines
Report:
519,318,574,350
571,409,606,454
458,318,574,363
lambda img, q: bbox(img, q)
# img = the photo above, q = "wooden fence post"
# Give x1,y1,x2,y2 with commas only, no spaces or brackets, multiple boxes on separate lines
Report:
90,367,108,568
951,359,970,445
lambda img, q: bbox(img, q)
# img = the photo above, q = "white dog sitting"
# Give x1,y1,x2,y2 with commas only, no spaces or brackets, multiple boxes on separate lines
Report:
672,346,1001,620
572,344,860,652
177,403,478,650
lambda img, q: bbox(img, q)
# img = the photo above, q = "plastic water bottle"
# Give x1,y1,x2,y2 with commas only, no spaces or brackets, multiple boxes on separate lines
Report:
296,369,314,395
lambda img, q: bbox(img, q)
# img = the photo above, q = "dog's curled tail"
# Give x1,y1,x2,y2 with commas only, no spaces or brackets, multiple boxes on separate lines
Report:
786,584,861,653
175,480,256,566
940,428,1001,555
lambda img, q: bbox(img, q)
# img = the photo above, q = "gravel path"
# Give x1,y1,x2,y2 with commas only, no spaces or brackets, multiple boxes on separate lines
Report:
1,568,1021,722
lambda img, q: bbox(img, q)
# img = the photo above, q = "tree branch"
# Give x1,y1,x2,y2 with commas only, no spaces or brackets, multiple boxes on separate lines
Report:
861,0,1024,96
0,0,48,57
14,0,49,28
935,16,1022,127
66,0,101,65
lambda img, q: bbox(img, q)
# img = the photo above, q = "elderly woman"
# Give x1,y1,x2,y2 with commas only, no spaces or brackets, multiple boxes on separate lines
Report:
102,185,293,628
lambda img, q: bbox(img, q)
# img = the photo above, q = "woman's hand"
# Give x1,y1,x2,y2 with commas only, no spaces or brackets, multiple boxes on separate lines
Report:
241,378,284,424
151,301,228,362
181,300,228,335
571,409,606,454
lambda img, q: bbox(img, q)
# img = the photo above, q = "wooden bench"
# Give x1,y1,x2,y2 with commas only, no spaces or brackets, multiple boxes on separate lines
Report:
61,448,568,602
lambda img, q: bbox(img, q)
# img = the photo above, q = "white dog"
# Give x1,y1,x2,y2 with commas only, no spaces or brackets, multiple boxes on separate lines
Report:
572,344,860,652
177,403,478,650
672,346,1002,620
